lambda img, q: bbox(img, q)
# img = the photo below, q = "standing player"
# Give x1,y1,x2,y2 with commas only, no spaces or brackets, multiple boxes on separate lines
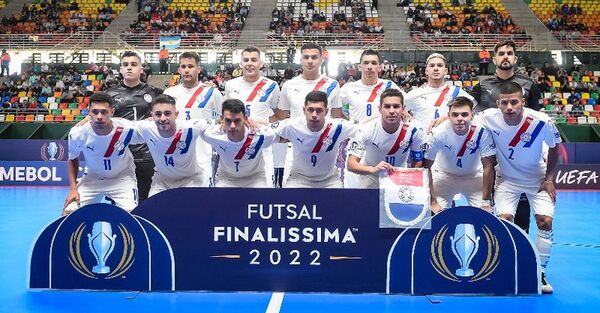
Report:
347,89,426,188
63,93,139,214
277,43,343,120
105,51,163,203
224,46,280,186
404,53,475,129
133,95,210,196
225,46,280,123
478,81,560,294
340,49,402,188
164,51,224,186
469,40,543,232
423,97,496,214
274,91,356,188
202,99,276,187
340,49,402,124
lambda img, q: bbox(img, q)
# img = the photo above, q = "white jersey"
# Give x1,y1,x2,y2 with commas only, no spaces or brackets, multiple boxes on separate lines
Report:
425,120,496,176
278,74,341,118
477,108,561,186
348,120,426,168
202,125,276,179
134,119,209,180
405,84,475,126
340,79,402,124
224,76,280,123
68,119,139,179
274,117,357,181
164,83,224,121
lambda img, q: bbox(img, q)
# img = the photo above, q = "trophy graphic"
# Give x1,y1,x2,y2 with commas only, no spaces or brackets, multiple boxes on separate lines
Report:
450,224,480,277
87,222,117,274
47,142,58,161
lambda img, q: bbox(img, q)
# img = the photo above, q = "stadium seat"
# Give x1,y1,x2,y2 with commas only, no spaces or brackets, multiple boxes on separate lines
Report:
555,116,566,124
44,115,54,122
35,114,45,122
54,115,65,122
65,115,75,122
585,105,594,112
75,115,86,122
15,115,25,122
25,115,35,122
5,114,15,122
567,116,577,124
577,116,588,124
61,109,71,116
0,114,5,122
588,116,598,124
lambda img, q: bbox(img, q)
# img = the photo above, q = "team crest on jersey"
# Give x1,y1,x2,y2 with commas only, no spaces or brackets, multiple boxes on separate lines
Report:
245,146,256,156
322,136,333,147
176,140,187,151
398,186,415,203
466,140,477,150
143,94,153,103
113,140,125,152
399,140,410,151
520,132,532,143
257,88,266,97
196,95,205,104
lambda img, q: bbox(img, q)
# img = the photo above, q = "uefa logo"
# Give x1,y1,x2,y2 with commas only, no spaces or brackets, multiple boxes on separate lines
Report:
68,221,135,279
40,141,65,161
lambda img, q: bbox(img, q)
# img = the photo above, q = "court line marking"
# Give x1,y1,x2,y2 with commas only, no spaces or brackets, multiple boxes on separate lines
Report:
265,292,284,313
554,242,600,249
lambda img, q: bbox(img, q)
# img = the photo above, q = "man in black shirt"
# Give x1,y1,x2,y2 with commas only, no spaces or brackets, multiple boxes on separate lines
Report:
105,51,163,203
469,40,543,233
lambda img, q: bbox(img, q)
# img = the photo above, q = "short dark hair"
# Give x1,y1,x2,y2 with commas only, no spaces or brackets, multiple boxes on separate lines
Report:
89,92,113,107
179,51,201,65
300,43,322,55
121,51,142,63
304,91,328,107
448,96,473,111
152,94,176,107
222,99,246,116
498,81,524,97
380,89,404,106
494,40,516,54
360,49,380,63
242,46,261,56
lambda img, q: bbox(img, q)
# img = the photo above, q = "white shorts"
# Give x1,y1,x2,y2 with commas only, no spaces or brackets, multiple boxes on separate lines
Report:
262,146,275,187
432,170,483,208
215,172,270,188
272,142,292,185
149,172,204,197
494,177,555,218
285,172,342,188
64,172,138,213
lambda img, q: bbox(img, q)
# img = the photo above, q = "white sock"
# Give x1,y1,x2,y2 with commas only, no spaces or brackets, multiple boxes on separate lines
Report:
536,229,553,270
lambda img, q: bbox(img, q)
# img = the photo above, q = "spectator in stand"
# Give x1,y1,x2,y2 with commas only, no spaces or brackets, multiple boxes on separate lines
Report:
1,50,10,77
478,47,491,75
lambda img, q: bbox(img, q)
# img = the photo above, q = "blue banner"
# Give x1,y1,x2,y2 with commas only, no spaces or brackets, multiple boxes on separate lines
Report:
0,161,68,186
0,140,68,161
30,189,540,294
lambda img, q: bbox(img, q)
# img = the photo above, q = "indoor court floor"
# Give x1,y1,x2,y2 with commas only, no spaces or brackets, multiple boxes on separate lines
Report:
0,187,598,313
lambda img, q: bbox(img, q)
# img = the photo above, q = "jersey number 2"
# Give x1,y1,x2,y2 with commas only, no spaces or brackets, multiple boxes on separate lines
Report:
508,148,515,160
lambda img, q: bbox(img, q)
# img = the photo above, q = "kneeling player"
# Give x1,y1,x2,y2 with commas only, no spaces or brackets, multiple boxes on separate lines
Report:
133,95,210,196
202,99,276,187
347,89,426,188
63,92,139,214
478,81,561,294
274,91,356,188
423,97,496,213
